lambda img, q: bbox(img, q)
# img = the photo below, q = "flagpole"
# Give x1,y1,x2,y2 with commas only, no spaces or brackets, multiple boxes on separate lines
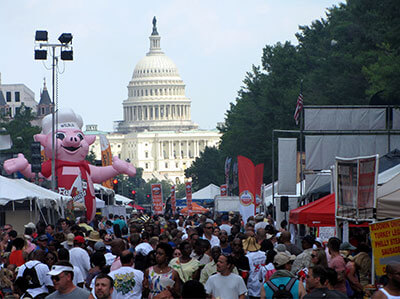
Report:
299,79,303,197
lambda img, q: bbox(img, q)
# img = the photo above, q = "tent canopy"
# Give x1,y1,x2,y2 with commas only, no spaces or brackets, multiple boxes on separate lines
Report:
0,175,70,208
180,202,209,214
181,184,220,200
128,203,145,210
289,193,335,227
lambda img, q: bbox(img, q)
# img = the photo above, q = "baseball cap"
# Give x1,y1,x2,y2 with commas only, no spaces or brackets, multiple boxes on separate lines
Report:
274,251,296,267
48,265,74,276
24,222,36,229
94,241,106,251
38,234,48,241
66,233,75,246
74,236,85,244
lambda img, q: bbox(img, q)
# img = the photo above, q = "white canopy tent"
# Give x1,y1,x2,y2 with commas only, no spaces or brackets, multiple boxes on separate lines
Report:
181,183,220,200
377,169,400,219
0,175,70,209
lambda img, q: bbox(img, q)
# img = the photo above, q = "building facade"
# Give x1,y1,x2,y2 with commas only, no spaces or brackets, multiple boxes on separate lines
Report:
86,18,220,183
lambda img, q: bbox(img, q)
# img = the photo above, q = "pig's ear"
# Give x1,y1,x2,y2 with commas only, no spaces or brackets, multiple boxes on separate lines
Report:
85,135,96,145
34,134,47,146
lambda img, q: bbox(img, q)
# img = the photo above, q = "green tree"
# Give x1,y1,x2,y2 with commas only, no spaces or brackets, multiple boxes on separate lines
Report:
0,106,41,161
185,146,225,191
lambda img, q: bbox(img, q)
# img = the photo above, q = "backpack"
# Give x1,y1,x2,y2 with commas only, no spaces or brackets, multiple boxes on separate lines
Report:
22,262,41,289
266,277,297,299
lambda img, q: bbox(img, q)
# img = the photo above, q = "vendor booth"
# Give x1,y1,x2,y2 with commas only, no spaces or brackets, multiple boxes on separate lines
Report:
180,202,209,215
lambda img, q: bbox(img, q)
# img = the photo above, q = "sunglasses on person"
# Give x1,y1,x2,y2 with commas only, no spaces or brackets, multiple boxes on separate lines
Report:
51,273,66,282
205,226,213,229
311,254,316,258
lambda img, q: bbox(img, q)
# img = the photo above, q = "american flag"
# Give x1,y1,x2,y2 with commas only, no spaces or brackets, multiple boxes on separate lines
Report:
293,93,303,125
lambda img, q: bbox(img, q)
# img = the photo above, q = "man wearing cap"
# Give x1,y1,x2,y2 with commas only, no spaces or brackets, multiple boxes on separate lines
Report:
69,236,90,280
86,231,102,254
35,234,50,253
94,241,116,266
261,251,306,299
46,261,90,299
62,233,75,250
291,235,315,274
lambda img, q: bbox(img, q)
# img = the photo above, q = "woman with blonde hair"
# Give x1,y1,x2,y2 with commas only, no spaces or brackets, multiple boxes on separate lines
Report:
311,248,328,268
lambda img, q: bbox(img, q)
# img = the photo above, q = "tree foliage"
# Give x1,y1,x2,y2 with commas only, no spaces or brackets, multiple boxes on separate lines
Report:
0,106,41,161
185,146,225,191
191,0,400,185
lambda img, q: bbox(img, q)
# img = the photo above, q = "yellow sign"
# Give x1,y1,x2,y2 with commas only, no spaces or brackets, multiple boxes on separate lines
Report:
369,218,400,276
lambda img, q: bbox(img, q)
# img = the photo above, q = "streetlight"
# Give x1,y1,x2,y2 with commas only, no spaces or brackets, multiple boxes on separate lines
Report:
34,30,73,191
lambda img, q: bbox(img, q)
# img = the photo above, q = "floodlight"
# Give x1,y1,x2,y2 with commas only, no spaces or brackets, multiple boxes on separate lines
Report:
34,50,47,60
61,50,73,61
58,33,73,44
35,30,48,41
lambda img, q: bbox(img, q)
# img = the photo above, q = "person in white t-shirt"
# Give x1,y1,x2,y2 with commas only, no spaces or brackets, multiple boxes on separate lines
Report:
69,236,91,280
205,254,247,299
243,236,267,298
16,250,54,298
108,250,143,299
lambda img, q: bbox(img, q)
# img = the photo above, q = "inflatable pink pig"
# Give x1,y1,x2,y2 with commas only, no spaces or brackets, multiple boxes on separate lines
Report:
4,108,136,221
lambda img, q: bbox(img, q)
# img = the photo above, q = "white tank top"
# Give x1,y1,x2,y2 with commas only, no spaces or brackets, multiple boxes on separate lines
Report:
380,288,400,299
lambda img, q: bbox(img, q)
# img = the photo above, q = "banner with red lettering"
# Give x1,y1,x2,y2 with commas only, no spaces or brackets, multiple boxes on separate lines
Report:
220,184,227,196
238,156,256,223
185,182,193,216
170,185,176,215
100,135,113,189
255,163,264,212
151,183,163,215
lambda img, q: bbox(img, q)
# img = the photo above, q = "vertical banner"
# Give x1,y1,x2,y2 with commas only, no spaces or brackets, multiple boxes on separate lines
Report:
224,157,232,195
232,162,238,189
278,138,297,195
185,182,193,216
100,135,113,189
151,183,163,215
220,184,227,196
238,155,256,223
255,163,264,213
170,185,176,215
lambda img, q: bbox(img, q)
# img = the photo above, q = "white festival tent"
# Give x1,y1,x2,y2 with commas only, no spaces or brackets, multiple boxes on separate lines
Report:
0,175,71,209
376,164,400,219
181,183,220,200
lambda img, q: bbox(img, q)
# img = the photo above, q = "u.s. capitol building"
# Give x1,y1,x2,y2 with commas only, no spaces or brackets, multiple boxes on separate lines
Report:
86,18,220,183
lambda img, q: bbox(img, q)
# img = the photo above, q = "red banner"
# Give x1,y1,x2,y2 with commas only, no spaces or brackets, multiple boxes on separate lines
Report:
238,156,256,222
151,183,163,215
255,163,264,210
170,185,176,215
220,184,227,196
185,182,193,216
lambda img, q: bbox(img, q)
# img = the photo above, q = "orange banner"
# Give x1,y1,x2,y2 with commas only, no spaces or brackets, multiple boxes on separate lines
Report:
100,135,113,189
151,183,163,215
185,182,193,216
171,185,176,215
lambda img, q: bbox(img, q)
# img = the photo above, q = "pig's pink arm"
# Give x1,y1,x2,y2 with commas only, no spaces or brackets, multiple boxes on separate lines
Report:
89,165,120,183
3,153,44,178
89,156,136,183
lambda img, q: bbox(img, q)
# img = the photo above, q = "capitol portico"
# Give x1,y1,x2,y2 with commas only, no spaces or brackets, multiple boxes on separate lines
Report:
86,18,220,183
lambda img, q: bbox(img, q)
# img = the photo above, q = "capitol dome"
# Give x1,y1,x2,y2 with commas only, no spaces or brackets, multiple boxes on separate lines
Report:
120,17,198,133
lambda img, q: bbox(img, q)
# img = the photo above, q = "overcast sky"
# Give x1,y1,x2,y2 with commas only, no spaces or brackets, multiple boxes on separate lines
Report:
0,0,342,131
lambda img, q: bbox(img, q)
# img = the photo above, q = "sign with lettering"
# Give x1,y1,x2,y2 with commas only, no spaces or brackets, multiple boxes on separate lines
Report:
151,183,163,215
370,218,400,276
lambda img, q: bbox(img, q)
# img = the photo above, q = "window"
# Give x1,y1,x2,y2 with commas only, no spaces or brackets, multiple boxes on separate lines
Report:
145,151,148,158
175,163,179,168
145,163,149,169
165,162,168,168
15,92,20,102
6,92,11,102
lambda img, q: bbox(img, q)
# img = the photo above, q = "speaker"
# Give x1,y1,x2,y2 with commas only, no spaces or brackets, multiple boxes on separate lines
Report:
281,196,289,212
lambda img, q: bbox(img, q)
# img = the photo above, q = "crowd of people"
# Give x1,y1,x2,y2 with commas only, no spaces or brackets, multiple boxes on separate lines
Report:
0,210,396,299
